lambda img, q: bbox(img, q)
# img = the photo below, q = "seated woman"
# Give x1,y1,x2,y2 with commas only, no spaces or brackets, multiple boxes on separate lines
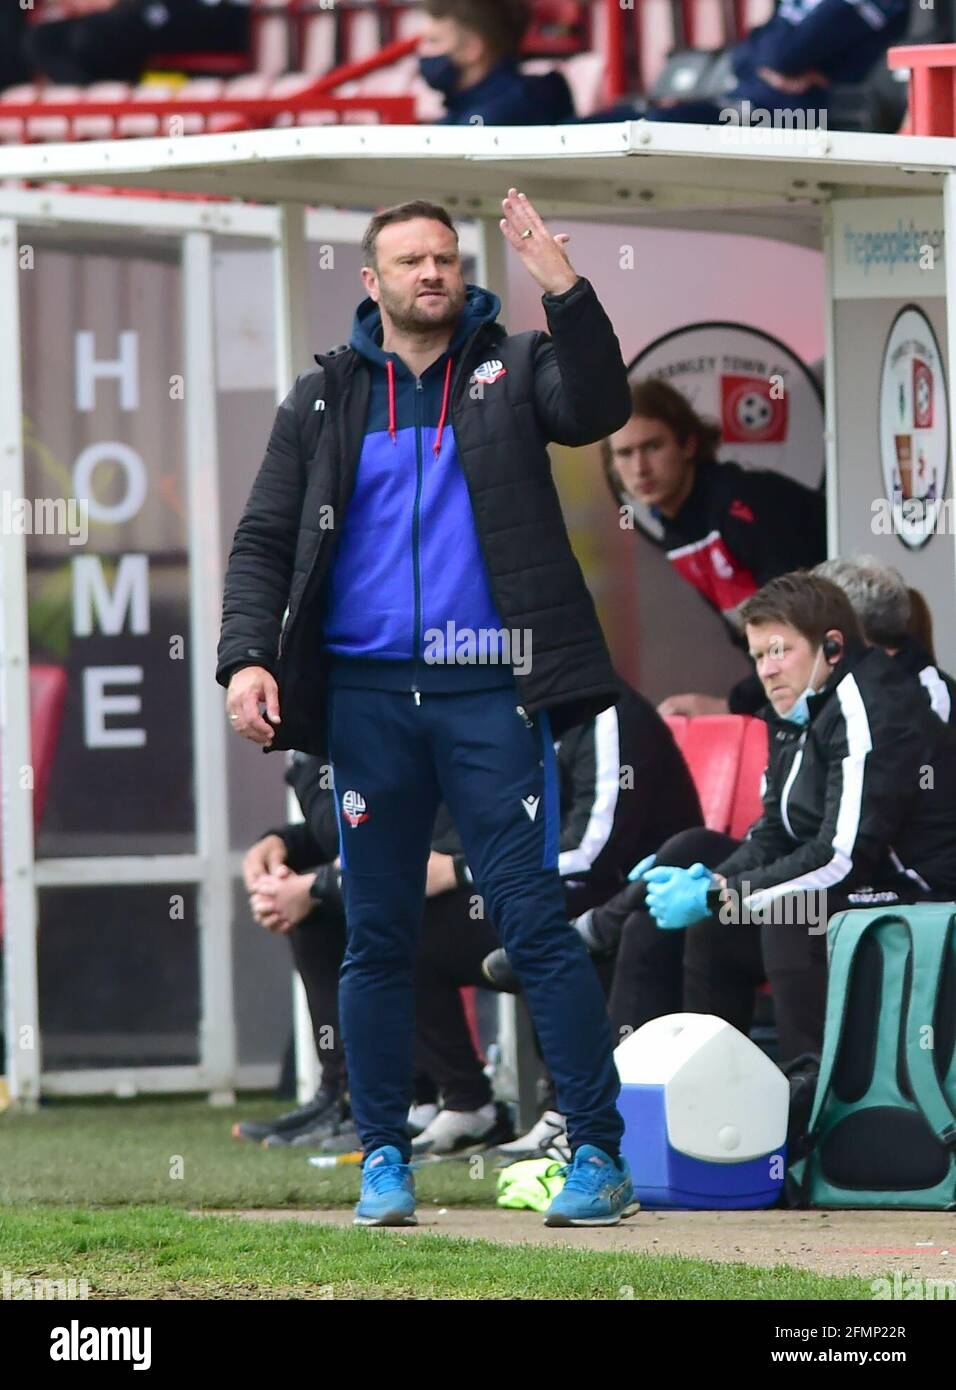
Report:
609,572,956,1065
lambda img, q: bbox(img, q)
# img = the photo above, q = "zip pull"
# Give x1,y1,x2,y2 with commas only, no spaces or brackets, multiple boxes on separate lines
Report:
413,687,422,707
516,705,533,729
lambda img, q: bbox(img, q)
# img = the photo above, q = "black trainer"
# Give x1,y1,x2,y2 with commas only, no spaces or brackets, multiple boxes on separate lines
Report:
265,1096,353,1149
232,1087,343,1144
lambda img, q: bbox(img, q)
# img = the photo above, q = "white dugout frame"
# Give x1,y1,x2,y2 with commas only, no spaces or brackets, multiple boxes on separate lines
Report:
3,122,956,1114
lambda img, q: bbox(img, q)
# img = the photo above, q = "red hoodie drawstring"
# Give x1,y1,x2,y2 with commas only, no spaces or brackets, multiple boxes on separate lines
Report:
433,358,453,456
387,355,453,451
386,359,398,443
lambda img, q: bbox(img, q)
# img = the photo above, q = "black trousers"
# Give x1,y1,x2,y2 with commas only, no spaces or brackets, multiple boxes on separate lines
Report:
413,886,500,1111
25,0,250,85
609,827,836,1065
287,904,349,1099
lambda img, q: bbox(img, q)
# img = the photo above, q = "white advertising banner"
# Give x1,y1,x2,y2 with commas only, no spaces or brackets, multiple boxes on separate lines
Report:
832,197,945,301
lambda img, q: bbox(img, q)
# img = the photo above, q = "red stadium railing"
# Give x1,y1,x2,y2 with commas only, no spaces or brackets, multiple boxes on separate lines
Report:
888,42,956,136
2,0,778,145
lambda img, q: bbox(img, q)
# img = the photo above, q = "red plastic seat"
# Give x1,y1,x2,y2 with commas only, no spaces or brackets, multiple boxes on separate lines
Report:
663,713,689,749
729,717,769,840
677,716,750,834
0,664,68,944
665,715,769,837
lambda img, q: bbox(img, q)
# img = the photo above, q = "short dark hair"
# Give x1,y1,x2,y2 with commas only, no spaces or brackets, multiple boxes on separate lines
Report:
423,0,530,60
361,199,458,270
600,377,722,504
739,573,863,648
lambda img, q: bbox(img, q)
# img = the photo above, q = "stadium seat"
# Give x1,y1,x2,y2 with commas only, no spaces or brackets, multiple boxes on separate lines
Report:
0,664,68,945
664,714,767,837
729,716,768,839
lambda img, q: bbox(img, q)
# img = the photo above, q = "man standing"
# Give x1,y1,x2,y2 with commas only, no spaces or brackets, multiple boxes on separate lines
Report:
218,192,635,1228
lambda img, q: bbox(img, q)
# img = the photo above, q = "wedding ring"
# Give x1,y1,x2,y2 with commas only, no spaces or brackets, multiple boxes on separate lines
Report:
521,228,534,239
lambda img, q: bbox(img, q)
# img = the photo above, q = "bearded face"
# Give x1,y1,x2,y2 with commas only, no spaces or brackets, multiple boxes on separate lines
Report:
363,218,466,337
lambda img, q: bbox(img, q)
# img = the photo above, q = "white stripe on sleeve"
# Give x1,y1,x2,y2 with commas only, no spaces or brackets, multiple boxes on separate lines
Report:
559,707,621,877
744,674,871,909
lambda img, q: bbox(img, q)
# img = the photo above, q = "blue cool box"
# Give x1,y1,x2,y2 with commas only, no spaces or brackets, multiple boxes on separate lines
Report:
614,1014,789,1210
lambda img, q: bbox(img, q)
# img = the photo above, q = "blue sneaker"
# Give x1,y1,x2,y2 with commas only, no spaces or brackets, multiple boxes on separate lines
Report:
543,1144,639,1227
354,1145,417,1227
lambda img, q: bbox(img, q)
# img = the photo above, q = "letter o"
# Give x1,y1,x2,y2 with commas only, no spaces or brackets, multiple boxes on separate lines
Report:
73,443,147,525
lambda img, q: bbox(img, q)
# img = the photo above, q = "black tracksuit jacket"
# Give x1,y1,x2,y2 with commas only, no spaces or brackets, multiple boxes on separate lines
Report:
716,641,956,912
217,277,632,755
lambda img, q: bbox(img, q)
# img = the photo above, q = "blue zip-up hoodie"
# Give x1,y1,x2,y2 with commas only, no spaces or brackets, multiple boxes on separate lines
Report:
322,286,514,692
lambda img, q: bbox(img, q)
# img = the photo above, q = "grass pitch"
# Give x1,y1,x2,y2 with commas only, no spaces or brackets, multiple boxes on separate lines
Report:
0,1097,875,1300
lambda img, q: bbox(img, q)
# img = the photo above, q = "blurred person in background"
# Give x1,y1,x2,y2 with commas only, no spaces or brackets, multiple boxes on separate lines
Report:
602,378,826,717
419,0,574,126
24,0,250,86
814,556,955,724
0,2,31,91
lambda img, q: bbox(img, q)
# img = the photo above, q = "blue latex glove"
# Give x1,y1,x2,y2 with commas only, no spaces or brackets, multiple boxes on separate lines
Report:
627,853,657,883
644,862,714,931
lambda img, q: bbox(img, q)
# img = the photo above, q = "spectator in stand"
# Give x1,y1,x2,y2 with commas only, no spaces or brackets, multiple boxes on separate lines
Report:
607,573,956,1065
419,0,574,126
24,0,250,87
580,0,909,127
602,378,826,716
814,556,954,724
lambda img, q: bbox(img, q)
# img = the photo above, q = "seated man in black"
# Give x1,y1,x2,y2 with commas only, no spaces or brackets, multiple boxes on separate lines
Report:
418,0,573,126
609,572,956,1066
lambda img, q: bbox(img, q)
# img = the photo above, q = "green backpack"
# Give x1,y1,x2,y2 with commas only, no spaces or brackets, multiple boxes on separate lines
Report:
788,904,956,1210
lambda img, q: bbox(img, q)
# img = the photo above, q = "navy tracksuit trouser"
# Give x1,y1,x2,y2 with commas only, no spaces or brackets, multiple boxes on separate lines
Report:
326,682,624,1163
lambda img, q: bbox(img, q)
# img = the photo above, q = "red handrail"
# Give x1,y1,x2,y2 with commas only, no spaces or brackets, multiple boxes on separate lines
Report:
887,42,956,136
0,92,417,141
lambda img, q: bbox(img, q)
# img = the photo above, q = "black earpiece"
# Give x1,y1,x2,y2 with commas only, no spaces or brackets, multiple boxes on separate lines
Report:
822,636,843,662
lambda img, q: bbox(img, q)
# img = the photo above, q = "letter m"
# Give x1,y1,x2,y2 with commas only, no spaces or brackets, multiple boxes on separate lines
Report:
73,554,150,636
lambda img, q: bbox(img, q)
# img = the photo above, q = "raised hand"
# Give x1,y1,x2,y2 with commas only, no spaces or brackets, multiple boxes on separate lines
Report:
499,188,578,297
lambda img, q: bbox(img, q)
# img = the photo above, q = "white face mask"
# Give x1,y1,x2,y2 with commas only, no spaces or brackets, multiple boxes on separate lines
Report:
779,646,824,726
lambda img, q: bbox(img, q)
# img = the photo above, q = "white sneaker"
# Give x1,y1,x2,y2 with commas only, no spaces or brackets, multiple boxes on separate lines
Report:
406,1103,439,1138
411,1103,501,1154
495,1110,570,1163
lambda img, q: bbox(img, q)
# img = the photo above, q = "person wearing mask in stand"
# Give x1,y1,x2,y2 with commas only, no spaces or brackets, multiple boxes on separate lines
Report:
418,0,574,126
